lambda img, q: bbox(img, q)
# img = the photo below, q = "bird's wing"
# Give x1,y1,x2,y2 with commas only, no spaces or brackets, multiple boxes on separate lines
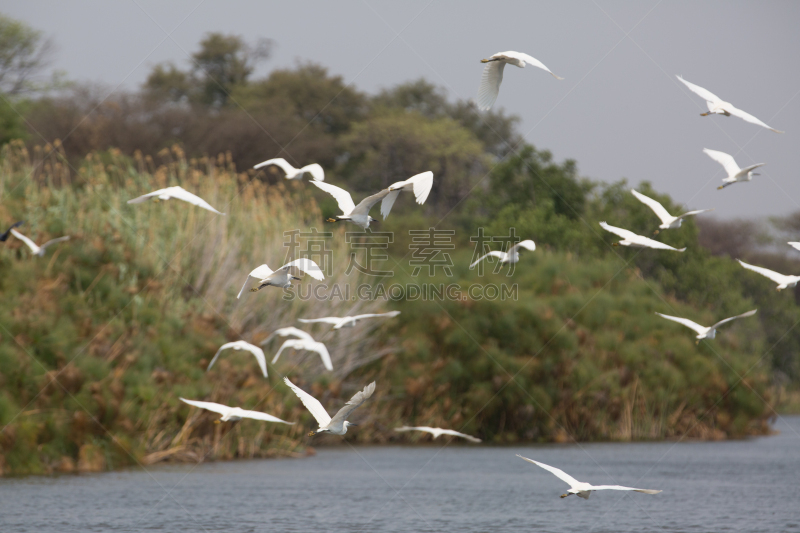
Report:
237,264,274,299
206,343,229,372
470,251,506,269
675,208,714,220
283,377,332,427
788,242,800,251
380,190,400,220
0,221,24,241
508,51,563,79
703,148,740,176
709,309,758,331
328,381,376,427
349,311,401,321
10,229,40,253
438,429,482,442
237,342,268,377
740,163,765,175
510,239,536,253
262,327,314,345
309,342,333,371
310,180,355,215
636,237,686,252
167,186,225,215
300,163,325,181
236,409,295,425
271,339,295,364
394,426,422,433
407,171,434,204
40,236,71,250
253,158,295,173
676,75,722,104
281,258,325,281
738,259,790,285
477,61,505,111
631,189,673,224
516,455,580,488
655,312,706,334
351,189,392,217
599,222,638,240
727,106,784,133
180,398,230,417
298,317,343,325
127,188,169,204
589,485,662,494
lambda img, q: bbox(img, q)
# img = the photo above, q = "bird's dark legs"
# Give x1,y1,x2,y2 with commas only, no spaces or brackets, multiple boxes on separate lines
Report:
308,430,317,437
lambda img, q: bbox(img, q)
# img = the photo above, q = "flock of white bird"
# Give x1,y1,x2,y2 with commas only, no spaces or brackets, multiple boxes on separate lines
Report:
2,49,792,500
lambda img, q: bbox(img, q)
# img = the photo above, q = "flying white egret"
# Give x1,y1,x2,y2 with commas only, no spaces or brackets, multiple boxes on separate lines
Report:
284,377,375,436
237,258,324,298
703,148,765,190
260,327,314,346
599,222,686,251
299,311,401,330
380,171,434,219
470,239,536,269
0,221,23,242
127,186,225,214
180,398,294,424
206,341,268,377
273,339,332,371
10,229,70,257
477,51,563,111
395,426,481,443
310,181,392,230
788,242,800,252
253,158,324,181
676,75,783,133
656,309,757,343
630,189,713,234
516,455,662,499
738,259,800,291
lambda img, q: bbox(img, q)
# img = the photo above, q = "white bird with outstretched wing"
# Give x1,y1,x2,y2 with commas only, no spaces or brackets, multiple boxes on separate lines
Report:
10,229,70,257
299,311,400,329
206,341,268,377
127,186,225,214
703,149,765,190
631,189,712,232
478,51,563,111
470,239,536,269
253,158,324,181
284,377,375,436
380,171,434,219
273,339,332,371
237,258,324,298
738,259,800,290
310,180,393,230
517,455,661,499
180,398,293,424
395,426,481,443
676,75,783,133
656,309,757,341
599,222,685,251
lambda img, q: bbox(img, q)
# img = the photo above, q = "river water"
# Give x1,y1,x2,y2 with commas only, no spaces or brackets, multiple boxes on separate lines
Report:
1,416,798,532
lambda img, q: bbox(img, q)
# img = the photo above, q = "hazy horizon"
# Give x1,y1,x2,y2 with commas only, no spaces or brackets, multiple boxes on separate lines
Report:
4,0,799,220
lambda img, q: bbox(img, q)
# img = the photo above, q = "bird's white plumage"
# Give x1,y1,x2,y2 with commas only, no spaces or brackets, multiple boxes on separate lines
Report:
206,340,268,377
127,186,225,214
788,242,800,252
516,455,662,499
470,239,536,269
10,229,70,257
181,398,294,426
656,310,757,339
380,171,434,219
283,377,332,427
310,181,394,229
253,158,324,181
284,377,376,435
237,258,324,298
631,189,712,230
676,75,783,133
180,398,293,424
299,311,401,329
273,339,333,371
703,148,765,189
738,259,800,290
599,222,686,251
310,180,356,214
261,327,314,345
477,51,562,111
394,426,481,443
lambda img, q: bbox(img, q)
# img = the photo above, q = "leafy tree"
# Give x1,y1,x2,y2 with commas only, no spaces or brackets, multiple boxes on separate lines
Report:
0,14,53,95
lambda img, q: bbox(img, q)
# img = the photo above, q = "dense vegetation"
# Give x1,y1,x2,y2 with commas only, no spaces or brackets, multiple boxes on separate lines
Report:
0,19,796,475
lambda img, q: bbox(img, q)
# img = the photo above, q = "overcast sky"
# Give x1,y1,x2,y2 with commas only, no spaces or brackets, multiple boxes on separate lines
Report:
4,1,799,219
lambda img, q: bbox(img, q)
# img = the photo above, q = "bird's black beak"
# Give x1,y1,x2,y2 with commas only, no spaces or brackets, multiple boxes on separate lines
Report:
292,276,301,281
348,423,358,427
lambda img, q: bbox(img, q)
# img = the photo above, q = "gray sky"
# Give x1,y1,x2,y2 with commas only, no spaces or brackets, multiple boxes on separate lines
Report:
4,1,799,219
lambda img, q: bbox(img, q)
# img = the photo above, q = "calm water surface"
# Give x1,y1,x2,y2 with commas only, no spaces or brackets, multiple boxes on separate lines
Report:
2,416,799,532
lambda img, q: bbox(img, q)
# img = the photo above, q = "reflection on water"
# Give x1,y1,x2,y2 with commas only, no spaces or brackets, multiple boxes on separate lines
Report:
1,416,798,532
